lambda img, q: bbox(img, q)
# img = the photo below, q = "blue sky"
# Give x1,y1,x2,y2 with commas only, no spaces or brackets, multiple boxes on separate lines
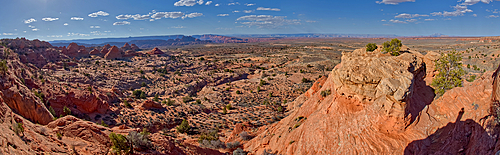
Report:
0,0,499,41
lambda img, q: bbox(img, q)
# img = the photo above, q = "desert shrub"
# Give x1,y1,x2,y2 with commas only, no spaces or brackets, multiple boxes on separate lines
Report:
268,92,273,97
200,139,225,149
132,89,145,99
109,132,130,155
153,94,159,102
236,90,242,94
466,75,477,82
176,119,190,133
226,104,232,110
12,121,24,136
366,43,377,52
165,98,175,106
239,131,252,141
195,99,201,104
431,50,466,97
99,120,108,127
48,106,56,117
302,78,310,83
141,82,147,87
257,86,261,92
259,79,267,86
277,106,283,112
0,60,7,74
226,141,240,149
63,106,71,116
382,38,402,56
126,131,152,151
233,148,247,155
182,96,193,103
320,89,331,97
222,106,228,114
124,100,132,108
56,132,63,140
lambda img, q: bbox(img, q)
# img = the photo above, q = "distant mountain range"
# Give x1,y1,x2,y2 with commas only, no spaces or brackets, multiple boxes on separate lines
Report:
49,33,451,48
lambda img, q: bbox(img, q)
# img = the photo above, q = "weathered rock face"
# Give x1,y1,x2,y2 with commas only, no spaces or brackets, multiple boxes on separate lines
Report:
0,48,54,125
104,46,123,60
147,47,165,55
332,49,424,119
100,44,110,56
245,47,500,154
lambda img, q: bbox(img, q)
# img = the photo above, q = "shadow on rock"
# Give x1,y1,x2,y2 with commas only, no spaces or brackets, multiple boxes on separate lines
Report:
404,109,498,155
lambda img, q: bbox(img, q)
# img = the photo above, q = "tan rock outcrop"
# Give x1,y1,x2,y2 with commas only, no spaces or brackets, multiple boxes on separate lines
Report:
131,44,140,51
245,47,500,155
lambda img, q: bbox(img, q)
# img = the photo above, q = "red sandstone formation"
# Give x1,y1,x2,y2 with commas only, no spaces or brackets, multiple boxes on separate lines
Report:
147,47,165,55
104,46,123,60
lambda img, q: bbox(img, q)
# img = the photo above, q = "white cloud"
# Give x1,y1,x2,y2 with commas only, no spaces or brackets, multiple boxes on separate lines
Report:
67,33,90,37
113,21,130,25
151,12,185,19
116,14,150,20
473,14,477,17
395,13,428,18
217,14,229,17
71,17,84,20
424,18,435,21
233,10,240,13
236,15,300,28
32,28,39,31
174,0,204,6
228,2,240,5
88,11,109,17
24,18,36,24
46,35,63,38
431,4,472,17
256,7,281,11
205,1,212,5
376,0,415,5
2,33,17,35
245,3,255,6
381,19,387,21
64,23,69,26
406,19,417,22
90,26,101,28
487,15,499,18
42,17,59,21
389,19,407,23
215,4,220,6
243,10,254,13
305,20,317,23
182,12,203,19
28,25,35,28
460,0,494,5
170,25,185,28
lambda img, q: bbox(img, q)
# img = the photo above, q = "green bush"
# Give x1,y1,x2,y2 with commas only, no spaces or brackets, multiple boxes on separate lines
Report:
366,43,377,52
302,78,311,83
153,94,159,102
466,75,477,82
176,119,190,133
13,122,24,136
382,38,402,55
124,100,132,108
109,132,130,155
127,131,151,151
139,91,146,99
320,89,331,97
182,96,193,103
431,50,466,97
63,106,71,116
49,106,56,117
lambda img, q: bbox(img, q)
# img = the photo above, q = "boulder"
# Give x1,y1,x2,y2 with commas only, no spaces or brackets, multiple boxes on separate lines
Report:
140,100,163,110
